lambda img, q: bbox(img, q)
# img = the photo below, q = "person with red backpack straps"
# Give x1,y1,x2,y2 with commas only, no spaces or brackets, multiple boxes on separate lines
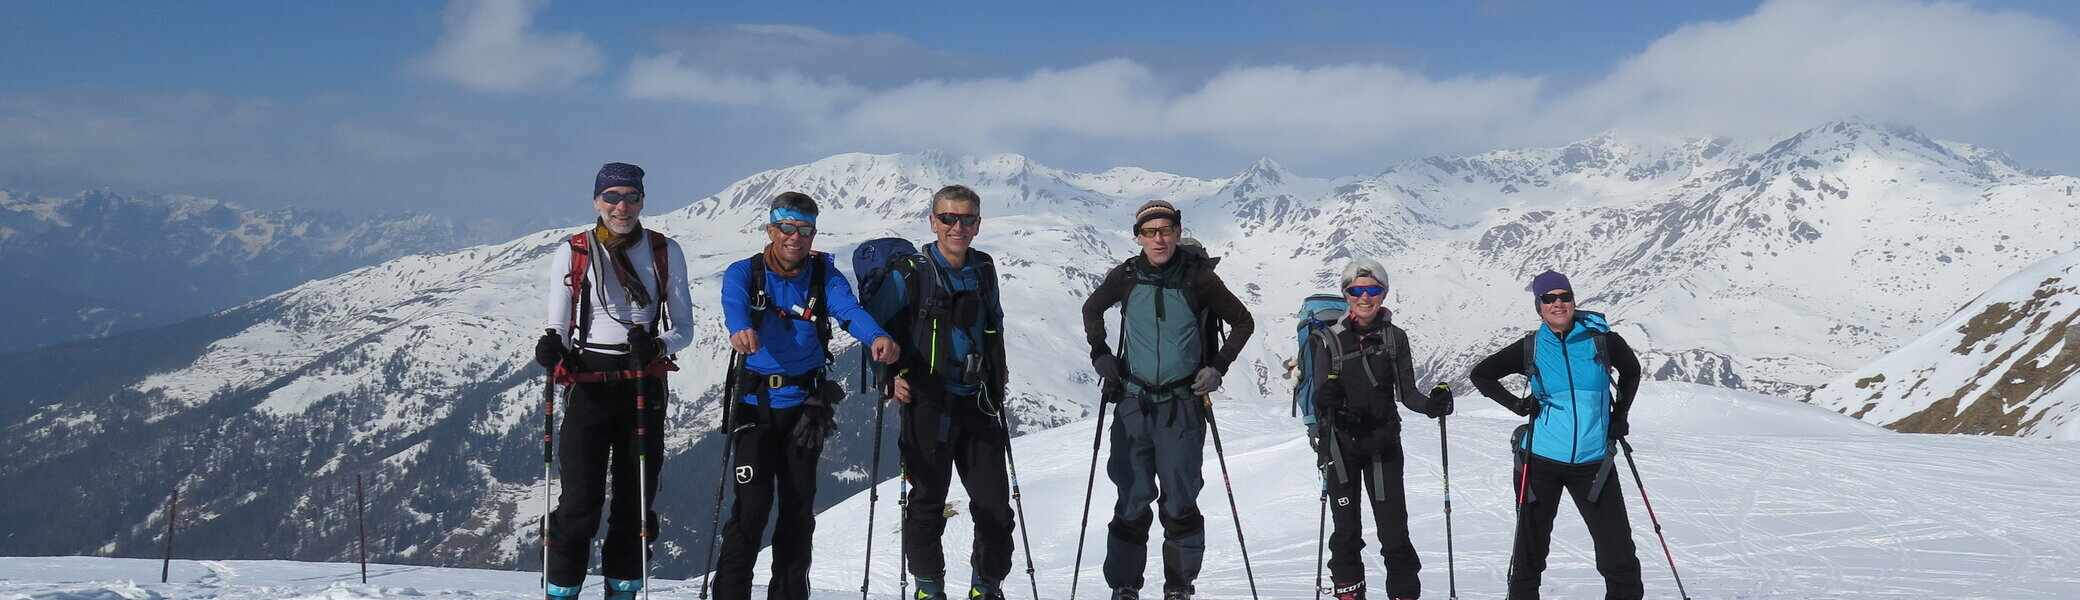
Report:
531,162,693,600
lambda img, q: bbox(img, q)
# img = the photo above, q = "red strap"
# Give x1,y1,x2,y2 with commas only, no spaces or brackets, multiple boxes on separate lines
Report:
564,233,593,341
552,359,679,386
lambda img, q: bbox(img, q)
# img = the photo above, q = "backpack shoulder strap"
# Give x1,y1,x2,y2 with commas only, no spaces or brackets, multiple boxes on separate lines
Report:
647,230,671,330
564,232,594,344
1592,330,1612,373
1521,330,1541,391
810,253,834,348
745,252,770,329
970,249,1001,325
1319,323,1349,376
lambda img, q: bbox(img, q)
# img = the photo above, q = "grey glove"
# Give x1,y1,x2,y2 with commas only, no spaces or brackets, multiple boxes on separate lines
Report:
1189,366,1223,395
1092,353,1123,382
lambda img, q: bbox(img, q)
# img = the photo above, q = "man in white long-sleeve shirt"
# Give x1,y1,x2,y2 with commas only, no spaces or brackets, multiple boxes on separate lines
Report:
531,162,693,600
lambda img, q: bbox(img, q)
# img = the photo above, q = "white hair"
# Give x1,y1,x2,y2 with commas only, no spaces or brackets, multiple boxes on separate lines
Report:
1340,257,1388,288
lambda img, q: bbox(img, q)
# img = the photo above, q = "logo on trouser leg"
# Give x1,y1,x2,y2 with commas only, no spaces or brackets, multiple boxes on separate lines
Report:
1336,496,1350,506
735,466,754,484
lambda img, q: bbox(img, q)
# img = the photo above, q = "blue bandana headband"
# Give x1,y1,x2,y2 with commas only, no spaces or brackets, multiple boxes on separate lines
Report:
771,207,817,225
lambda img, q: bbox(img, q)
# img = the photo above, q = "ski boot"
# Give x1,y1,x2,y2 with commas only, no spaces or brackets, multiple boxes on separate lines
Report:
1109,588,1140,600
914,573,948,600
968,573,1006,600
1161,585,1193,600
603,578,642,600
544,582,581,600
1331,579,1366,600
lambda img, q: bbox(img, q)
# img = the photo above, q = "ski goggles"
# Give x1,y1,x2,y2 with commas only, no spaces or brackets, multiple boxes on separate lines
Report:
1135,225,1178,238
1538,292,1576,305
770,222,817,237
1345,285,1385,298
598,191,644,205
934,212,980,227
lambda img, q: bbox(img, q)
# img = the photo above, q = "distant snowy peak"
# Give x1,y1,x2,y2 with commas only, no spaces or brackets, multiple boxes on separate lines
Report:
0,189,491,351
0,189,471,263
1807,249,2080,439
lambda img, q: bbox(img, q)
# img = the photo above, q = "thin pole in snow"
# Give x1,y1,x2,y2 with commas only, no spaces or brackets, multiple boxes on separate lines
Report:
357,473,368,584
161,486,178,583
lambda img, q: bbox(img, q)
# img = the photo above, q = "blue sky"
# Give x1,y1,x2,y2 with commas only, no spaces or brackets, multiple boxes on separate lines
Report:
5,0,2080,227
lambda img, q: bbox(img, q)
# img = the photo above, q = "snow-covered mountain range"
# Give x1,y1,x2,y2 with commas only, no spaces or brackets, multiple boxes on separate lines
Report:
0,189,494,351
6,120,2077,577
1806,248,2080,439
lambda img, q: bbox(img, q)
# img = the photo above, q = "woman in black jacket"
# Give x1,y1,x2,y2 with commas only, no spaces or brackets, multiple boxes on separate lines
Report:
1307,257,1452,600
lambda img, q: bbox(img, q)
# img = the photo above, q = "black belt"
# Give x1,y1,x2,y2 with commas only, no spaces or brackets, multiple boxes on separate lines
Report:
737,368,822,391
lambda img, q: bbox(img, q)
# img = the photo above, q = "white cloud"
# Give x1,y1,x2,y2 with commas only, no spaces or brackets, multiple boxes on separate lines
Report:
409,0,602,93
623,51,868,116
1546,0,2080,143
623,0,2080,175
831,60,1172,150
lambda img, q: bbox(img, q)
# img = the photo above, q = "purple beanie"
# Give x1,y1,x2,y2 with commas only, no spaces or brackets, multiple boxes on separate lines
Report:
1530,270,1572,297
594,162,645,196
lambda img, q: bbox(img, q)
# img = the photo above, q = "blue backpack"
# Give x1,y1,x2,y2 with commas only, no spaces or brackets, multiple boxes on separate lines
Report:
852,238,919,386
1290,293,1348,433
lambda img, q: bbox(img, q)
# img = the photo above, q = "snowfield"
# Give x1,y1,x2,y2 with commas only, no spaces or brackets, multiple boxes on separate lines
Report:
10,382,2076,599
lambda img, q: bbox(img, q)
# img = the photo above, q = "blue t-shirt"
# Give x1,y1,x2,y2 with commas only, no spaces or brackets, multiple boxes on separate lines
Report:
722,252,889,408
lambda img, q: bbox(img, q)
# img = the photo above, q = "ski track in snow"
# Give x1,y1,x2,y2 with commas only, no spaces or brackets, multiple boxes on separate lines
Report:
7,386,2079,599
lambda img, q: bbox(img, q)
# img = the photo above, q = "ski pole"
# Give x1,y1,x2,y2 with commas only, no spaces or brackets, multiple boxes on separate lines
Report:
540,347,559,587
1620,438,1692,600
1507,417,1537,586
899,460,910,600
1439,415,1456,600
991,387,1042,600
1313,463,1327,597
700,353,744,600
860,366,892,599
1066,395,1110,600
1202,395,1260,600
633,356,654,600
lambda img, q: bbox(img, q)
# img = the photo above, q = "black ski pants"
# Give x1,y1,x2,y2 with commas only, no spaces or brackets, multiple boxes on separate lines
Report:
1103,394,1207,595
1509,454,1644,600
898,390,1014,585
713,403,820,600
1324,441,1421,599
546,353,666,588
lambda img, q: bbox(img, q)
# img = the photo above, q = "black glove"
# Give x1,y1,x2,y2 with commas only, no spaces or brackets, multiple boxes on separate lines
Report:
791,395,836,453
627,327,663,366
1092,353,1123,383
1189,366,1223,395
817,377,847,406
1424,383,1454,418
1608,412,1630,439
534,332,567,369
1509,395,1542,418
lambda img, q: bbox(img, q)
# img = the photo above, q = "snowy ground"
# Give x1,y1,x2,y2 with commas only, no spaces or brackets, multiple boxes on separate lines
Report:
9,383,2079,599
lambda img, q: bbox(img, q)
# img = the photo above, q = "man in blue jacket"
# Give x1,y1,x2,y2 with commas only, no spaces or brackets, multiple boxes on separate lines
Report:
715,191,899,600
1469,270,1644,600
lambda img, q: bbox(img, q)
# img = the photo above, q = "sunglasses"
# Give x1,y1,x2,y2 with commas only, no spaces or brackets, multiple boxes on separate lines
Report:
770,222,817,237
1345,285,1385,298
598,191,644,205
1136,225,1178,238
934,212,980,227
1538,292,1576,305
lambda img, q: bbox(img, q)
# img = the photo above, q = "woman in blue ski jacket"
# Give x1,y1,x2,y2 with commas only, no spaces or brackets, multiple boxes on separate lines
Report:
1469,270,1645,600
